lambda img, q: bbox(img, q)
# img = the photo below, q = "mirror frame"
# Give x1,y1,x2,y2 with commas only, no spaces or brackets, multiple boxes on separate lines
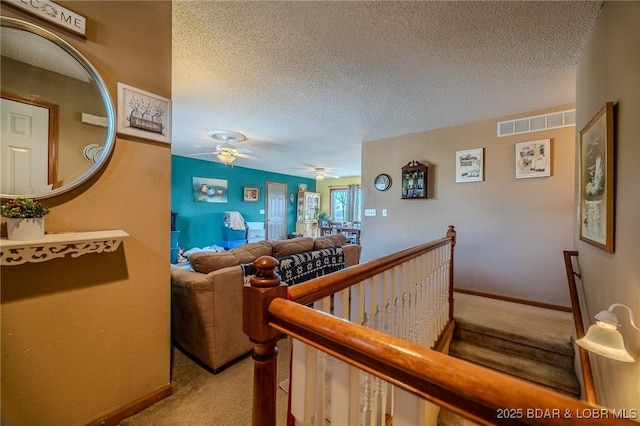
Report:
1,17,116,200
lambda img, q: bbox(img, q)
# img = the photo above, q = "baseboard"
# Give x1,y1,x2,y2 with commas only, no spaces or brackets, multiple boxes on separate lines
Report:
453,288,571,312
86,384,172,426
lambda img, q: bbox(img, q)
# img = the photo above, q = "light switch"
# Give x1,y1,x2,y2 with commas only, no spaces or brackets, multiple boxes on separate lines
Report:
382,209,387,217
364,209,376,216
260,209,265,215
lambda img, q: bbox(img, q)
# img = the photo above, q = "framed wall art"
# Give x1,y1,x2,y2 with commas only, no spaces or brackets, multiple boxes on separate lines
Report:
579,102,614,252
117,83,171,143
455,148,484,183
515,139,551,179
192,177,228,203
244,187,259,202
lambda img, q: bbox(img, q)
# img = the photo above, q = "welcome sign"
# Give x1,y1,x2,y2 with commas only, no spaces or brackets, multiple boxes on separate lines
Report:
3,0,86,37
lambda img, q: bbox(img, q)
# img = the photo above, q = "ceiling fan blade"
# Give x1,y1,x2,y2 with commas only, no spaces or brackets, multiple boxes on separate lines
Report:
236,152,261,160
188,152,215,156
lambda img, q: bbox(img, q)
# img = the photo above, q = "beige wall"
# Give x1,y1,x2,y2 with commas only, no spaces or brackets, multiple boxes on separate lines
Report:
316,176,361,213
575,1,639,414
1,2,172,425
362,104,576,306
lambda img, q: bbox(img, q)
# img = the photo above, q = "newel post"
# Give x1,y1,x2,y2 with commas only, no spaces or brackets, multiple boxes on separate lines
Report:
243,256,288,426
446,225,456,321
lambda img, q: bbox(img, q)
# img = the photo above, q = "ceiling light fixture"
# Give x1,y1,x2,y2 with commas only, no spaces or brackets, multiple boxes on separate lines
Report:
216,152,236,165
576,303,640,362
315,168,326,181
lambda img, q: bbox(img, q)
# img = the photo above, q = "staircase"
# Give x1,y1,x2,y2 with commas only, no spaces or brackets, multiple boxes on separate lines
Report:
438,292,580,426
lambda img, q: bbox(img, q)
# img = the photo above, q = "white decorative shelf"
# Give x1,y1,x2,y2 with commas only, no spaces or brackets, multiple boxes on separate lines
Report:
0,230,129,266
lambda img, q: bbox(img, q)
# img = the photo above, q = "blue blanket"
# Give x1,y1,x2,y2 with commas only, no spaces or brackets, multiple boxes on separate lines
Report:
241,246,345,286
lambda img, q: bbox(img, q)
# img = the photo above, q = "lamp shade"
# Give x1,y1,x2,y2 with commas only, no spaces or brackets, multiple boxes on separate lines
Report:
217,152,236,164
576,321,635,362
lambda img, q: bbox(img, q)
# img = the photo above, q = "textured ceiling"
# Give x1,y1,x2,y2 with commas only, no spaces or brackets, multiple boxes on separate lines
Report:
171,1,603,179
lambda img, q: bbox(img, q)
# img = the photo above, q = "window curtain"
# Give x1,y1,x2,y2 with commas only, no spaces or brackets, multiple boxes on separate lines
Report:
345,184,359,223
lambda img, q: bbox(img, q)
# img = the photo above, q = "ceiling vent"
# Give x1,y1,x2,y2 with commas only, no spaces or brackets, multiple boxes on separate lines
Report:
497,109,575,137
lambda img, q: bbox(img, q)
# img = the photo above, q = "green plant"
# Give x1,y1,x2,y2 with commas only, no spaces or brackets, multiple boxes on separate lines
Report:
1,198,50,218
317,210,332,223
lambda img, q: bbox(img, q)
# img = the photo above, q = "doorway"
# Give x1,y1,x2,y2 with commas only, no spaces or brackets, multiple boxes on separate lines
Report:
1,94,58,194
265,181,287,240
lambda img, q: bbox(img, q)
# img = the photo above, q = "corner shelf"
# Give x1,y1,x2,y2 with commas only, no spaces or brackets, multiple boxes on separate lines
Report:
0,230,129,266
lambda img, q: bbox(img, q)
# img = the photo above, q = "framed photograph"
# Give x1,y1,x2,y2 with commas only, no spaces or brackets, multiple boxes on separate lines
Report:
192,177,228,203
244,187,259,202
515,139,551,179
579,102,614,252
455,148,484,183
117,83,171,143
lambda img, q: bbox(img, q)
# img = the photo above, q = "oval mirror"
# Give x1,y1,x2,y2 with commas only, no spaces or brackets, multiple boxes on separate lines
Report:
1,17,116,200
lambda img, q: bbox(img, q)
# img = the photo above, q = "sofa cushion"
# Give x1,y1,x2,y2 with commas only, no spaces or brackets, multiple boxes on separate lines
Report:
190,251,241,274
232,241,272,264
271,237,314,258
313,233,347,250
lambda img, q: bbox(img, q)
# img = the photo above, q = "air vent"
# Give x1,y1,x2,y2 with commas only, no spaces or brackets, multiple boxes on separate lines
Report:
497,109,575,137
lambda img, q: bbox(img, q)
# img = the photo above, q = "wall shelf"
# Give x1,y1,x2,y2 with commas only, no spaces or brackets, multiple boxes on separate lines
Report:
0,230,129,266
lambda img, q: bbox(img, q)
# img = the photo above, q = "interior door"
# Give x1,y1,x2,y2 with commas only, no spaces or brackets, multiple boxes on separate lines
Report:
266,181,287,240
0,97,51,194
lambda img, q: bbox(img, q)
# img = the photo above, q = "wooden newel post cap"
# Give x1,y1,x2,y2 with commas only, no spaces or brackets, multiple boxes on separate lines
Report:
249,256,282,288
446,225,456,246
243,256,288,342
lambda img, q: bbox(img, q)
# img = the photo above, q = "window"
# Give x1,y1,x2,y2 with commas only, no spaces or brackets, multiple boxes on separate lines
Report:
330,186,361,223
330,189,346,222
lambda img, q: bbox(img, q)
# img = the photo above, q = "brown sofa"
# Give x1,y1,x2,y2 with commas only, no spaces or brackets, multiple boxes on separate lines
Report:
171,234,361,373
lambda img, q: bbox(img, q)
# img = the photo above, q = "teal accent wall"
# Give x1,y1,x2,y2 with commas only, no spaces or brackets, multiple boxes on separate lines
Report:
172,155,316,249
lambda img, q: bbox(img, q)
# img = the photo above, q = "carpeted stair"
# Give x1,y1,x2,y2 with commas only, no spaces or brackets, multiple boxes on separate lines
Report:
438,293,580,426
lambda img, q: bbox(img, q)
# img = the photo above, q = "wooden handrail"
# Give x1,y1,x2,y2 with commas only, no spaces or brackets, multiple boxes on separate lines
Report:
563,250,598,405
288,225,455,306
268,298,632,425
244,230,630,426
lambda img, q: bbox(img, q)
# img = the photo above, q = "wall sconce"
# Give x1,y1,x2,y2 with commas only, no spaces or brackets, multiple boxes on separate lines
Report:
576,303,640,362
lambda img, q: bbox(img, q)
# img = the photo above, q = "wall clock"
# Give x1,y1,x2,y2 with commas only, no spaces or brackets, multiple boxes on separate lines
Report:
374,173,392,191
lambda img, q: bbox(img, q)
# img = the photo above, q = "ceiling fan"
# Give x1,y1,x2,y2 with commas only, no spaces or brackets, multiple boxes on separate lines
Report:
188,130,258,164
312,167,339,181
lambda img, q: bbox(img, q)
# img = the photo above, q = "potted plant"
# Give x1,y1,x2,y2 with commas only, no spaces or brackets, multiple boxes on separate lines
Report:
1,198,50,241
317,210,332,226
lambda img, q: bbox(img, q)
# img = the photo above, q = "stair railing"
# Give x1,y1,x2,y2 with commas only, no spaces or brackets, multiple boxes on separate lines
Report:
243,231,633,426
285,226,456,425
563,250,598,404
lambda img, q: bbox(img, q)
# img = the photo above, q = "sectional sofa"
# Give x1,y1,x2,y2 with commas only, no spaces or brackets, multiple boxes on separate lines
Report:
170,234,361,372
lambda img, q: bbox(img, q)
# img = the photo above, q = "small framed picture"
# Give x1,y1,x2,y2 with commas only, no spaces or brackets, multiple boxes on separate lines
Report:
117,83,171,143
243,187,259,202
579,102,614,252
515,139,551,179
455,148,484,183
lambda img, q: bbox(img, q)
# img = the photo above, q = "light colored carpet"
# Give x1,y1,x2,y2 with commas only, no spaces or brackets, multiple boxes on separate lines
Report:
120,338,290,425
453,292,574,352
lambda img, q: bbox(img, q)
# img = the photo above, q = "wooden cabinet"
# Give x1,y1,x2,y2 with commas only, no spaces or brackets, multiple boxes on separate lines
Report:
401,161,428,199
296,191,320,237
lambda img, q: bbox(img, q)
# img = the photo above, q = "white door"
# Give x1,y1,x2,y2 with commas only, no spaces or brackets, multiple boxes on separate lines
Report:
1,98,50,194
266,181,287,240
